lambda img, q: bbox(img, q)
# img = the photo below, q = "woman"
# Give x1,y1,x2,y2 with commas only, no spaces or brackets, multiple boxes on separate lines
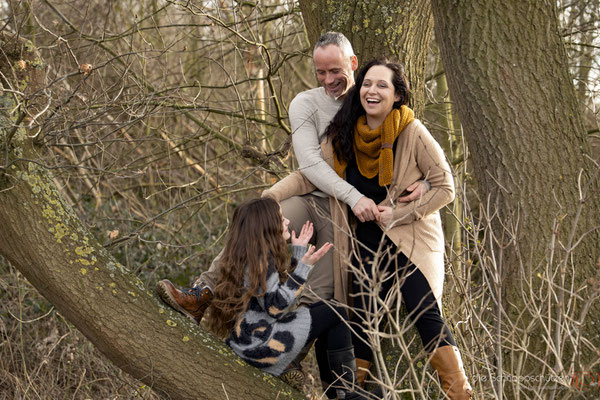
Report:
264,59,472,399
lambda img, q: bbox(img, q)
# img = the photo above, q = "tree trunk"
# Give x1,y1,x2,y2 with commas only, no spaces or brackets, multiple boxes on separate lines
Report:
0,33,303,400
431,0,600,368
297,0,433,115
434,68,463,260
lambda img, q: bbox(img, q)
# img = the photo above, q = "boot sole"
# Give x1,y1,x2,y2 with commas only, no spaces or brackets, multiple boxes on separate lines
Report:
280,368,305,391
155,280,200,324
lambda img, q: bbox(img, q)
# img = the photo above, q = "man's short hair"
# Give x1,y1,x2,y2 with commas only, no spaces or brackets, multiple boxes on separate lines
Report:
314,32,355,59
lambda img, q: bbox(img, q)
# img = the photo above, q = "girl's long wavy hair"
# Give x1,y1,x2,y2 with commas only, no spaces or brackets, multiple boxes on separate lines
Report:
205,197,289,338
325,58,411,164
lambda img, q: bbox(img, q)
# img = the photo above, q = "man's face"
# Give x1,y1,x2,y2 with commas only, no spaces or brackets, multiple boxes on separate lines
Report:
313,44,358,99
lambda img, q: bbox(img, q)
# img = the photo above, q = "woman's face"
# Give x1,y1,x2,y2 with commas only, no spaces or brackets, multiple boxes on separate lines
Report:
280,208,291,241
359,65,400,126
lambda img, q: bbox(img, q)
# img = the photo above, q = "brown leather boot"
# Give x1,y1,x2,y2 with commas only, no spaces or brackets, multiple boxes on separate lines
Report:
156,279,213,324
429,346,473,399
356,358,371,387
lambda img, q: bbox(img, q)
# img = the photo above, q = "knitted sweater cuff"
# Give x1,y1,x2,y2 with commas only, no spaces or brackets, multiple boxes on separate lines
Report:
347,191,365,209
291,245,307,263
292,262,312,281
291,245,312,279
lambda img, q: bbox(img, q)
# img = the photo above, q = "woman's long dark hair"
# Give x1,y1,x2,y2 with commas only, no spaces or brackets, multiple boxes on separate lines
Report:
205,197,289,338
325,58,411,164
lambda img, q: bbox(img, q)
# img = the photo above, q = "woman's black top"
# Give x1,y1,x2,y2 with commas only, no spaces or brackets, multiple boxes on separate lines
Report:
345,138,398,251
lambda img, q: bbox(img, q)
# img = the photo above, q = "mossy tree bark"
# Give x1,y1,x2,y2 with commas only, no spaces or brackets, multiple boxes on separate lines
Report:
0,33,303,400
433,66,463,260
431,0,600,366
297,0,433,115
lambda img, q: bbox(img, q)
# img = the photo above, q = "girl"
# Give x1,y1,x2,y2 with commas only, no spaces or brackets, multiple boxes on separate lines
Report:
175,197,375,399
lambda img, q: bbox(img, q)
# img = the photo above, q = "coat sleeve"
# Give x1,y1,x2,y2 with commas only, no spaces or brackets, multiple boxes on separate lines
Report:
260,245,312,319
261,171,316,202
390,123,455,226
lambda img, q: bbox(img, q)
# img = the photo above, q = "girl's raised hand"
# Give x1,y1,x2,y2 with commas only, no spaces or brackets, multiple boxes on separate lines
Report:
301,242,333,265
290,221,313,247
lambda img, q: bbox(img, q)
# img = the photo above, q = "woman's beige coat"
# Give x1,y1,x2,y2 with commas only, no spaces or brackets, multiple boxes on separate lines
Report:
263,119,454,310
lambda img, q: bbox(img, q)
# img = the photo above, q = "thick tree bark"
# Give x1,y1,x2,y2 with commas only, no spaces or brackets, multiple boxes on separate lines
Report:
433,67,463,259
0,33,303,400
431,0,600,359
297,0,433,115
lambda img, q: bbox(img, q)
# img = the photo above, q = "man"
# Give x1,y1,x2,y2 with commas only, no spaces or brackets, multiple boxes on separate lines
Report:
156,32,427,392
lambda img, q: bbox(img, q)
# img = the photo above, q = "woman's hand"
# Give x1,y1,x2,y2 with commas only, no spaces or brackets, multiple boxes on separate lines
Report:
301,242,333,265
290,221,313,247
377,206,393,226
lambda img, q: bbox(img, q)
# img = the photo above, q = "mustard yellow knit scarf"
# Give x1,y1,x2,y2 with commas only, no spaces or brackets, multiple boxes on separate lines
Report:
334,106,415,186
